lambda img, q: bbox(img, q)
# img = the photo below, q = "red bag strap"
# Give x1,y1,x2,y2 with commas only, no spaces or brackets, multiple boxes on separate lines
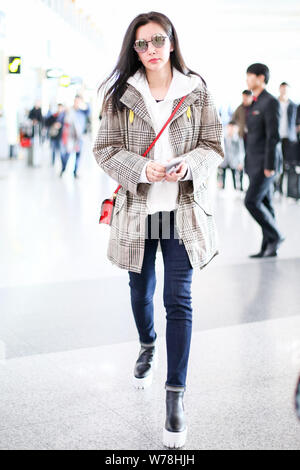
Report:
113,95,188,197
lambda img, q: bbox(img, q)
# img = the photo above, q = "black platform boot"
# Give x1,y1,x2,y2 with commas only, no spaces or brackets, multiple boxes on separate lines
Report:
133,346,157,389
163,390,187,448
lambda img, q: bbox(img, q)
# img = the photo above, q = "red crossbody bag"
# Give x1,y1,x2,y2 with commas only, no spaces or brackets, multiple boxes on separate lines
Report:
99,95,187,225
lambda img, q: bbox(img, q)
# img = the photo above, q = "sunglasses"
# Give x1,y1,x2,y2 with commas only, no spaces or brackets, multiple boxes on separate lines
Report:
133,33,168,53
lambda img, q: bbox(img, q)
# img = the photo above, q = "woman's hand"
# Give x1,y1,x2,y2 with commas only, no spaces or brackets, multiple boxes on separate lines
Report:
164,160,188,182
146,161,167,183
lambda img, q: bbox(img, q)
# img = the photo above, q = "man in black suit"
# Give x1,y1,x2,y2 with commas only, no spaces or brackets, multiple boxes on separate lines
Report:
244,63,284,258
277,82,298,194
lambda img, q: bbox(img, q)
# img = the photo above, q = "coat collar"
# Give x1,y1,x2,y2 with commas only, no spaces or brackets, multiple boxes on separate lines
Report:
120,85,154,129
120,67,203,130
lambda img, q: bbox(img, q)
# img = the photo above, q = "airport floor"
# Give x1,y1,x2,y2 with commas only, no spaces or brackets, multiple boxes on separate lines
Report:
0,139,300,450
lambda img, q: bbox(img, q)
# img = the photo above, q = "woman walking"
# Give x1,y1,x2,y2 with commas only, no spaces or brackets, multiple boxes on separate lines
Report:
219,120,245,191
93,11,224,449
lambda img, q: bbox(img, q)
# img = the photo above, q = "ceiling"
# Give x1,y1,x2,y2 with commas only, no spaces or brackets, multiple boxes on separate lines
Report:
75,0,300,33
75,0,300,103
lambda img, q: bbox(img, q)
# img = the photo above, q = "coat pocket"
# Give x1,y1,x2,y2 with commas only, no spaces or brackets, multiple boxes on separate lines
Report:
114,190,126,215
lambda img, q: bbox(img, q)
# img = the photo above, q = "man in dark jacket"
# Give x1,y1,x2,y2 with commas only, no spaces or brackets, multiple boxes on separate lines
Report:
296,104,300,144
28,100,44,139
244,63,284,258
277,82,298,193
45,104,65,166
28,100,43,125
232,90,253,140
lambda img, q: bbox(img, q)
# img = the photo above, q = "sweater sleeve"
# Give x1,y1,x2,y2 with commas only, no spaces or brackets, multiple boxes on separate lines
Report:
139,161,152,183
180,163,192,181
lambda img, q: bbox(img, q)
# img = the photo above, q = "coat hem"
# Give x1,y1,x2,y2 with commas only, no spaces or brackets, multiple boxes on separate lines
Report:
197,250,219,270
107,255,142,274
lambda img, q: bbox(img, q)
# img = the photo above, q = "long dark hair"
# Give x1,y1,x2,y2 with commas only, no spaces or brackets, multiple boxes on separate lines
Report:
99,11,205,114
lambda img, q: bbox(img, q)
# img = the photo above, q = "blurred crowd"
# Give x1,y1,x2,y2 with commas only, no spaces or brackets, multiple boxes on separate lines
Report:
17,81,300,197
19,95,91,178
218,82,300,197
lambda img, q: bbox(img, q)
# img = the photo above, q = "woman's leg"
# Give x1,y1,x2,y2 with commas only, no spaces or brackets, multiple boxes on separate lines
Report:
128,215,158,346
60,151,70,174
222,168,226,188
50,140,56,166
74,151,81,177
240,170,244,191
231,169,237,190
160,211,193,391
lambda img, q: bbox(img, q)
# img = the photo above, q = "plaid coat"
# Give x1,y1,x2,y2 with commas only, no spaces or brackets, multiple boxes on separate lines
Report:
93,80,224,273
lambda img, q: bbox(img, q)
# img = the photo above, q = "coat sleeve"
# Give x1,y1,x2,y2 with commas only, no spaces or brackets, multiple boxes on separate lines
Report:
181,87,224,192
93,99,149,196
264,98,280,171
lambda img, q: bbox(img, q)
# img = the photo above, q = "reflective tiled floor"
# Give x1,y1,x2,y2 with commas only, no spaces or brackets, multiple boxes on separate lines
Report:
0,141,299,449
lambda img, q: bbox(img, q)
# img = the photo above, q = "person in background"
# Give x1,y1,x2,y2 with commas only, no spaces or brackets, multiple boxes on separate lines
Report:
276,82,298,194
244,63,284,259
218,103,233,126
45,104,65,166
28,100,44,138
295,374,300,420
232,90,253,143
219,120,245,191
60,95,90,178
297,105,300,144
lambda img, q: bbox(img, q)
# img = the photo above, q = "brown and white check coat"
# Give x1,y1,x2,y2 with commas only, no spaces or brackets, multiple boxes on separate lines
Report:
93,79,224,273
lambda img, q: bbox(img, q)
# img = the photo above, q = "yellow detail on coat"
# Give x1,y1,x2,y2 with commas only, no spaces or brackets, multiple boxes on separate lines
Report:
186,106,191,120
129,110,134,124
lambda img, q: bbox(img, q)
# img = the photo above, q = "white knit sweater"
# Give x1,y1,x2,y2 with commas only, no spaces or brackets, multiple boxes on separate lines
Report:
127,67,201,215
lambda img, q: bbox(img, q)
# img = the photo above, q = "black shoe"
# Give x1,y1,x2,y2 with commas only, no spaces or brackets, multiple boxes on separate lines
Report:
249,238,270,258
59,170,64,178
133,346,157,389
249,250,266,259
74,173,79,179
163,390,187,448
264,237,285,257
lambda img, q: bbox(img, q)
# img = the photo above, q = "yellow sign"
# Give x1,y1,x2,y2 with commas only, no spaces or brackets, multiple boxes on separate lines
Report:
8,57,21,74
59,75,71,87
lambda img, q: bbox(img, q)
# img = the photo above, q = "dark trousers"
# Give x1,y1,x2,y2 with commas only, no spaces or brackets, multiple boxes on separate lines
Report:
244,172,282,248
51,139,61,166
128,211,193,391
277,138,290,194
61,151,81,175
221,167,244,190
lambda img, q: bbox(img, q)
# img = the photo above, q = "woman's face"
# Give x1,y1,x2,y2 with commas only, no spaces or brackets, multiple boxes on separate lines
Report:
135,22,174,73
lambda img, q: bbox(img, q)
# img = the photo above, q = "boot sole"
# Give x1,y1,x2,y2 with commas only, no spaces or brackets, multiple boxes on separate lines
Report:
133,352,158,390
163,427,187,449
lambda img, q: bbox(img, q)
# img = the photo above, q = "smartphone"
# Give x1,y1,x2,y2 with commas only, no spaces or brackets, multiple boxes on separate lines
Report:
164,157,185,174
